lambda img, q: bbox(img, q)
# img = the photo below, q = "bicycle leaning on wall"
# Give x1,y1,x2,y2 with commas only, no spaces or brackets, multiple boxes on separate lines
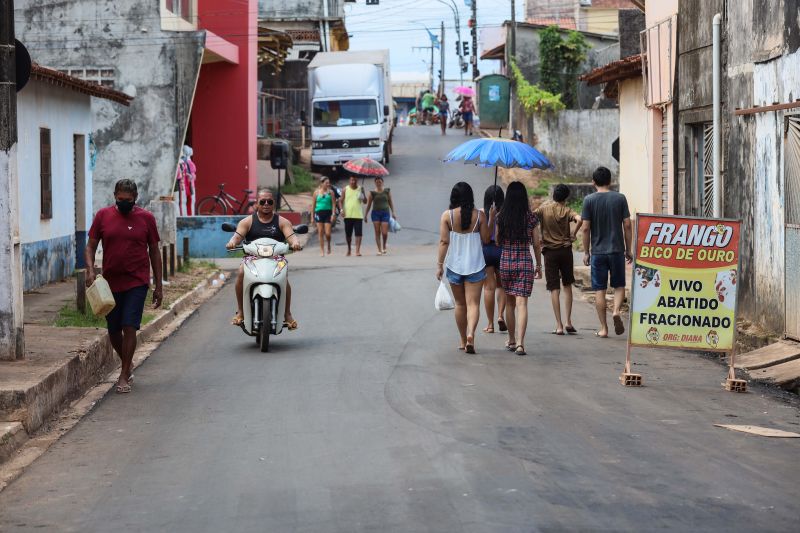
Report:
196,183,255,215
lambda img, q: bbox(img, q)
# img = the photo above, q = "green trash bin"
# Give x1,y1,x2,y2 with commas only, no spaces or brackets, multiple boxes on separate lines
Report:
476,74,510,130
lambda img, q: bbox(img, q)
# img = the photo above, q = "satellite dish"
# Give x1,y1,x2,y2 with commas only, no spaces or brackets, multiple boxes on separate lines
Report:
15,40,32,93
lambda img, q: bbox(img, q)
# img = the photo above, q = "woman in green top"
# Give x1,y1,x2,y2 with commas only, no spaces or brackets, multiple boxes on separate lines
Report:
312,176,336,256
363,176,397,255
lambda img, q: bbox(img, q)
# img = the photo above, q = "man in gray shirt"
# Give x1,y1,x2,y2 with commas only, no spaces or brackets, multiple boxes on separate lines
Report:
581,166,633,337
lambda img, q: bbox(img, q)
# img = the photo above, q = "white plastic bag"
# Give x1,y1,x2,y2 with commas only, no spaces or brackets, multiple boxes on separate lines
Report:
389,216,402,233
435,280,455,310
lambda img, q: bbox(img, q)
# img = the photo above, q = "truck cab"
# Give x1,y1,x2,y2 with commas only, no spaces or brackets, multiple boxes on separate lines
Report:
307,52,393,174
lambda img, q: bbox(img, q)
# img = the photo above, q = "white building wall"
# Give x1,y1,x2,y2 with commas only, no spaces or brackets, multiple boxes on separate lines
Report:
618,77,651,217
16,80,93,290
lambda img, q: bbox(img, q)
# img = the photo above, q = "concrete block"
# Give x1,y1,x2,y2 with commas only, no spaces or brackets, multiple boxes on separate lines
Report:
0,422,27,464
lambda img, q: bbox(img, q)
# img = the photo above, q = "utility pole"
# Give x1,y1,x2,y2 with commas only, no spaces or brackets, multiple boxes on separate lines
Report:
0,0,25,361
510,0,516,136
510,0,516,58
470,0,479,81
412,44,435,92
439,21,445,95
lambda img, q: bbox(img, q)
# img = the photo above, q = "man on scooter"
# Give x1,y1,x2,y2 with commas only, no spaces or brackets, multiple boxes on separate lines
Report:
226,189,303,329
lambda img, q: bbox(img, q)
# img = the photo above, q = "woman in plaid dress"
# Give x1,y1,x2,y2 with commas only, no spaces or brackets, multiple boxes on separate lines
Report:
497,181,543,356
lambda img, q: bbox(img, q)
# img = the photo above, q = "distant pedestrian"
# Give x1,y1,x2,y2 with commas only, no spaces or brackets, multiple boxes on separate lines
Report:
85,179,162,394
437,182,494,354
534,184,582,335
421,90,436,125
340,173,367,256
581,166,633,338
460,95,475,136
437,94,450,135
480,185,507,334
363,176,397,255
497,181,543,356
312,176,336,256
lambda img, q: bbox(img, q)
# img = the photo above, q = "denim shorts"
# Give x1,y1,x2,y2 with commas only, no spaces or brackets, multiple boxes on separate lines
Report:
590,253,626,290
314,210,332,224
371,210,391,223
446,267,487,285
462,111,473,123
105,285,149,333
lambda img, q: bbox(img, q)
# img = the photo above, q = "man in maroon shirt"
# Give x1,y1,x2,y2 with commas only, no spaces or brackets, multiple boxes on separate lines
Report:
85,179,163,393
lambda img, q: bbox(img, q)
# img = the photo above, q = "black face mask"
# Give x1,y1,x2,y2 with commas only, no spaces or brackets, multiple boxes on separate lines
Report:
116,200,135,214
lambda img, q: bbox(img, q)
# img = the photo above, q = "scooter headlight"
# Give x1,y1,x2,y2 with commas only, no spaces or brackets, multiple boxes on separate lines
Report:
255,244,275,258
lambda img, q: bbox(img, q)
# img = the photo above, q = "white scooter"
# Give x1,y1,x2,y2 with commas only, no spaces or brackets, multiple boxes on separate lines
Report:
222,222,308,352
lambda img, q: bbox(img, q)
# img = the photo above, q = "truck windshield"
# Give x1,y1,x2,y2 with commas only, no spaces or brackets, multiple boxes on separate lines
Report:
313,100,379,127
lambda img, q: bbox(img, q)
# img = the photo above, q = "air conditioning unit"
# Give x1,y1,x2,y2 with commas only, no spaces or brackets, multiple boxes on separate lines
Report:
580,0,592,6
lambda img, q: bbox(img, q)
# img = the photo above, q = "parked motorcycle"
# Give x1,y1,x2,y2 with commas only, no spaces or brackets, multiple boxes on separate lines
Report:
222,222,308,352
448,109,465,129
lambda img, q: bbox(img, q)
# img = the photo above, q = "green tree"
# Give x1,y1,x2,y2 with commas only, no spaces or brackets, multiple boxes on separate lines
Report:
537,26,590,109
538,26,563,95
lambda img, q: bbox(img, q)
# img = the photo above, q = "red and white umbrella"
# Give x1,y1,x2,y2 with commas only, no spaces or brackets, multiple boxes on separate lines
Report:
343,157,389,177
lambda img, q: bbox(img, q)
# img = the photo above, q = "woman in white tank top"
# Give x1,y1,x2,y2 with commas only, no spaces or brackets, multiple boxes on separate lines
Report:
436,182,495,354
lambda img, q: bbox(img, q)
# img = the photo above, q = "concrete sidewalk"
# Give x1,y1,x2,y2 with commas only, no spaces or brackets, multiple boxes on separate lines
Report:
0,269,225,468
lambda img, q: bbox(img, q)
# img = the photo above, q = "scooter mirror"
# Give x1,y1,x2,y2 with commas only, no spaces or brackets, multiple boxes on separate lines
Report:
294,224,309,235
221,223,237,232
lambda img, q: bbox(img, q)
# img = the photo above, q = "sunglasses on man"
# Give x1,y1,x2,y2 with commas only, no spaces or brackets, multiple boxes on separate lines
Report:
258,198,275,206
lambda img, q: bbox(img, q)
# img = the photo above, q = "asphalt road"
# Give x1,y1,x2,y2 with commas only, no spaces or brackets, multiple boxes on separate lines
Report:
1,126,799,532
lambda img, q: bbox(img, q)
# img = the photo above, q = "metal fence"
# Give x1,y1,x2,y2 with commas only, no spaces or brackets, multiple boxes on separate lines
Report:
258,89,307,147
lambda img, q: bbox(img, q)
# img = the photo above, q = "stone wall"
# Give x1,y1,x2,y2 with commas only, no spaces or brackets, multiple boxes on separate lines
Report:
16,0,204,214
512,106,619,181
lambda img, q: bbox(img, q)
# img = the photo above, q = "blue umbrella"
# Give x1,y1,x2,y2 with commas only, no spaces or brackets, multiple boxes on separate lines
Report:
443,137,553,186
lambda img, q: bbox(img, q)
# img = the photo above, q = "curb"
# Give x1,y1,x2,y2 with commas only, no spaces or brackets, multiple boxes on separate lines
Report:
0,270,226,488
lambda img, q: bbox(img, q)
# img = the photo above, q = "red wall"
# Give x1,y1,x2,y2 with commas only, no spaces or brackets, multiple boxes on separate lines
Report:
191,0,258,203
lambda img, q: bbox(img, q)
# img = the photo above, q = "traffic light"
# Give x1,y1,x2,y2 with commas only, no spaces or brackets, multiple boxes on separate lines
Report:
455,41,460,55
462,41,469,56
461,63,468,73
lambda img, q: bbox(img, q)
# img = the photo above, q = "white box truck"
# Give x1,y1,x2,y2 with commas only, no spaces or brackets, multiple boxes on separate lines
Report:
307,50,394,173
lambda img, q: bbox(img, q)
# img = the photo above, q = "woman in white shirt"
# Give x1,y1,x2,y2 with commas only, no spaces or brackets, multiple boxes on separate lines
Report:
436,182,495,354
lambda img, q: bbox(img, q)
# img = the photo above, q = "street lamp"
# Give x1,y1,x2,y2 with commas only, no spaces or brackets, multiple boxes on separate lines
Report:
434,0,464,84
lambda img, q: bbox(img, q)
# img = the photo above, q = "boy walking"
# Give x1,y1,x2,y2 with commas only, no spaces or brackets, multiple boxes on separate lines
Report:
581,167,633,338
534,184,582,335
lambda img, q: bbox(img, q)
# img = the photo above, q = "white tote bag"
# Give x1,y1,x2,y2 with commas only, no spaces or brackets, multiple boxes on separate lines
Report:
434,280,455,310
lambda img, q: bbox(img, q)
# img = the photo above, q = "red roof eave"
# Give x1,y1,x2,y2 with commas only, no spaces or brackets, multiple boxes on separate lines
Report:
580,54,642,86
30,64,133,106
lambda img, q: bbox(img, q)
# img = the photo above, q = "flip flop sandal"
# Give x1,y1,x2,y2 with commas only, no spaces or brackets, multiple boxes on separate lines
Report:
515,345,526,356
483,326,495,333
613,315,625,336
594,331,609,338
551,330,565,335
565,326,577,334
116,383,132,394
283,320,298,331
505,341,517,351
231,314,244,326
465,344,476,354
497,318,508,332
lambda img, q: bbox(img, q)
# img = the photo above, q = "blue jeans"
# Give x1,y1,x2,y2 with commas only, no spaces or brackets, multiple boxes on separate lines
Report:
446,267,487,285
371,210,391,223
590,253,626,290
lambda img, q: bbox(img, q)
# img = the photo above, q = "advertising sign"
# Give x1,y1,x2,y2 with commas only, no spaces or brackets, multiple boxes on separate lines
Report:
630,214,741,352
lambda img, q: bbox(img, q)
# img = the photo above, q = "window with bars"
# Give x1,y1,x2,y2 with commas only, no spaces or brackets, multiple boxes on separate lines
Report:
59,68,116,88
786,115,800,225
166,0,193,22
690,123,715,217
40,128,52,219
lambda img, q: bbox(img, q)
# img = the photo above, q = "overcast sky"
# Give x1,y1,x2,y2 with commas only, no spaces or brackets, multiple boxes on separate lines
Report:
344,0,524,83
